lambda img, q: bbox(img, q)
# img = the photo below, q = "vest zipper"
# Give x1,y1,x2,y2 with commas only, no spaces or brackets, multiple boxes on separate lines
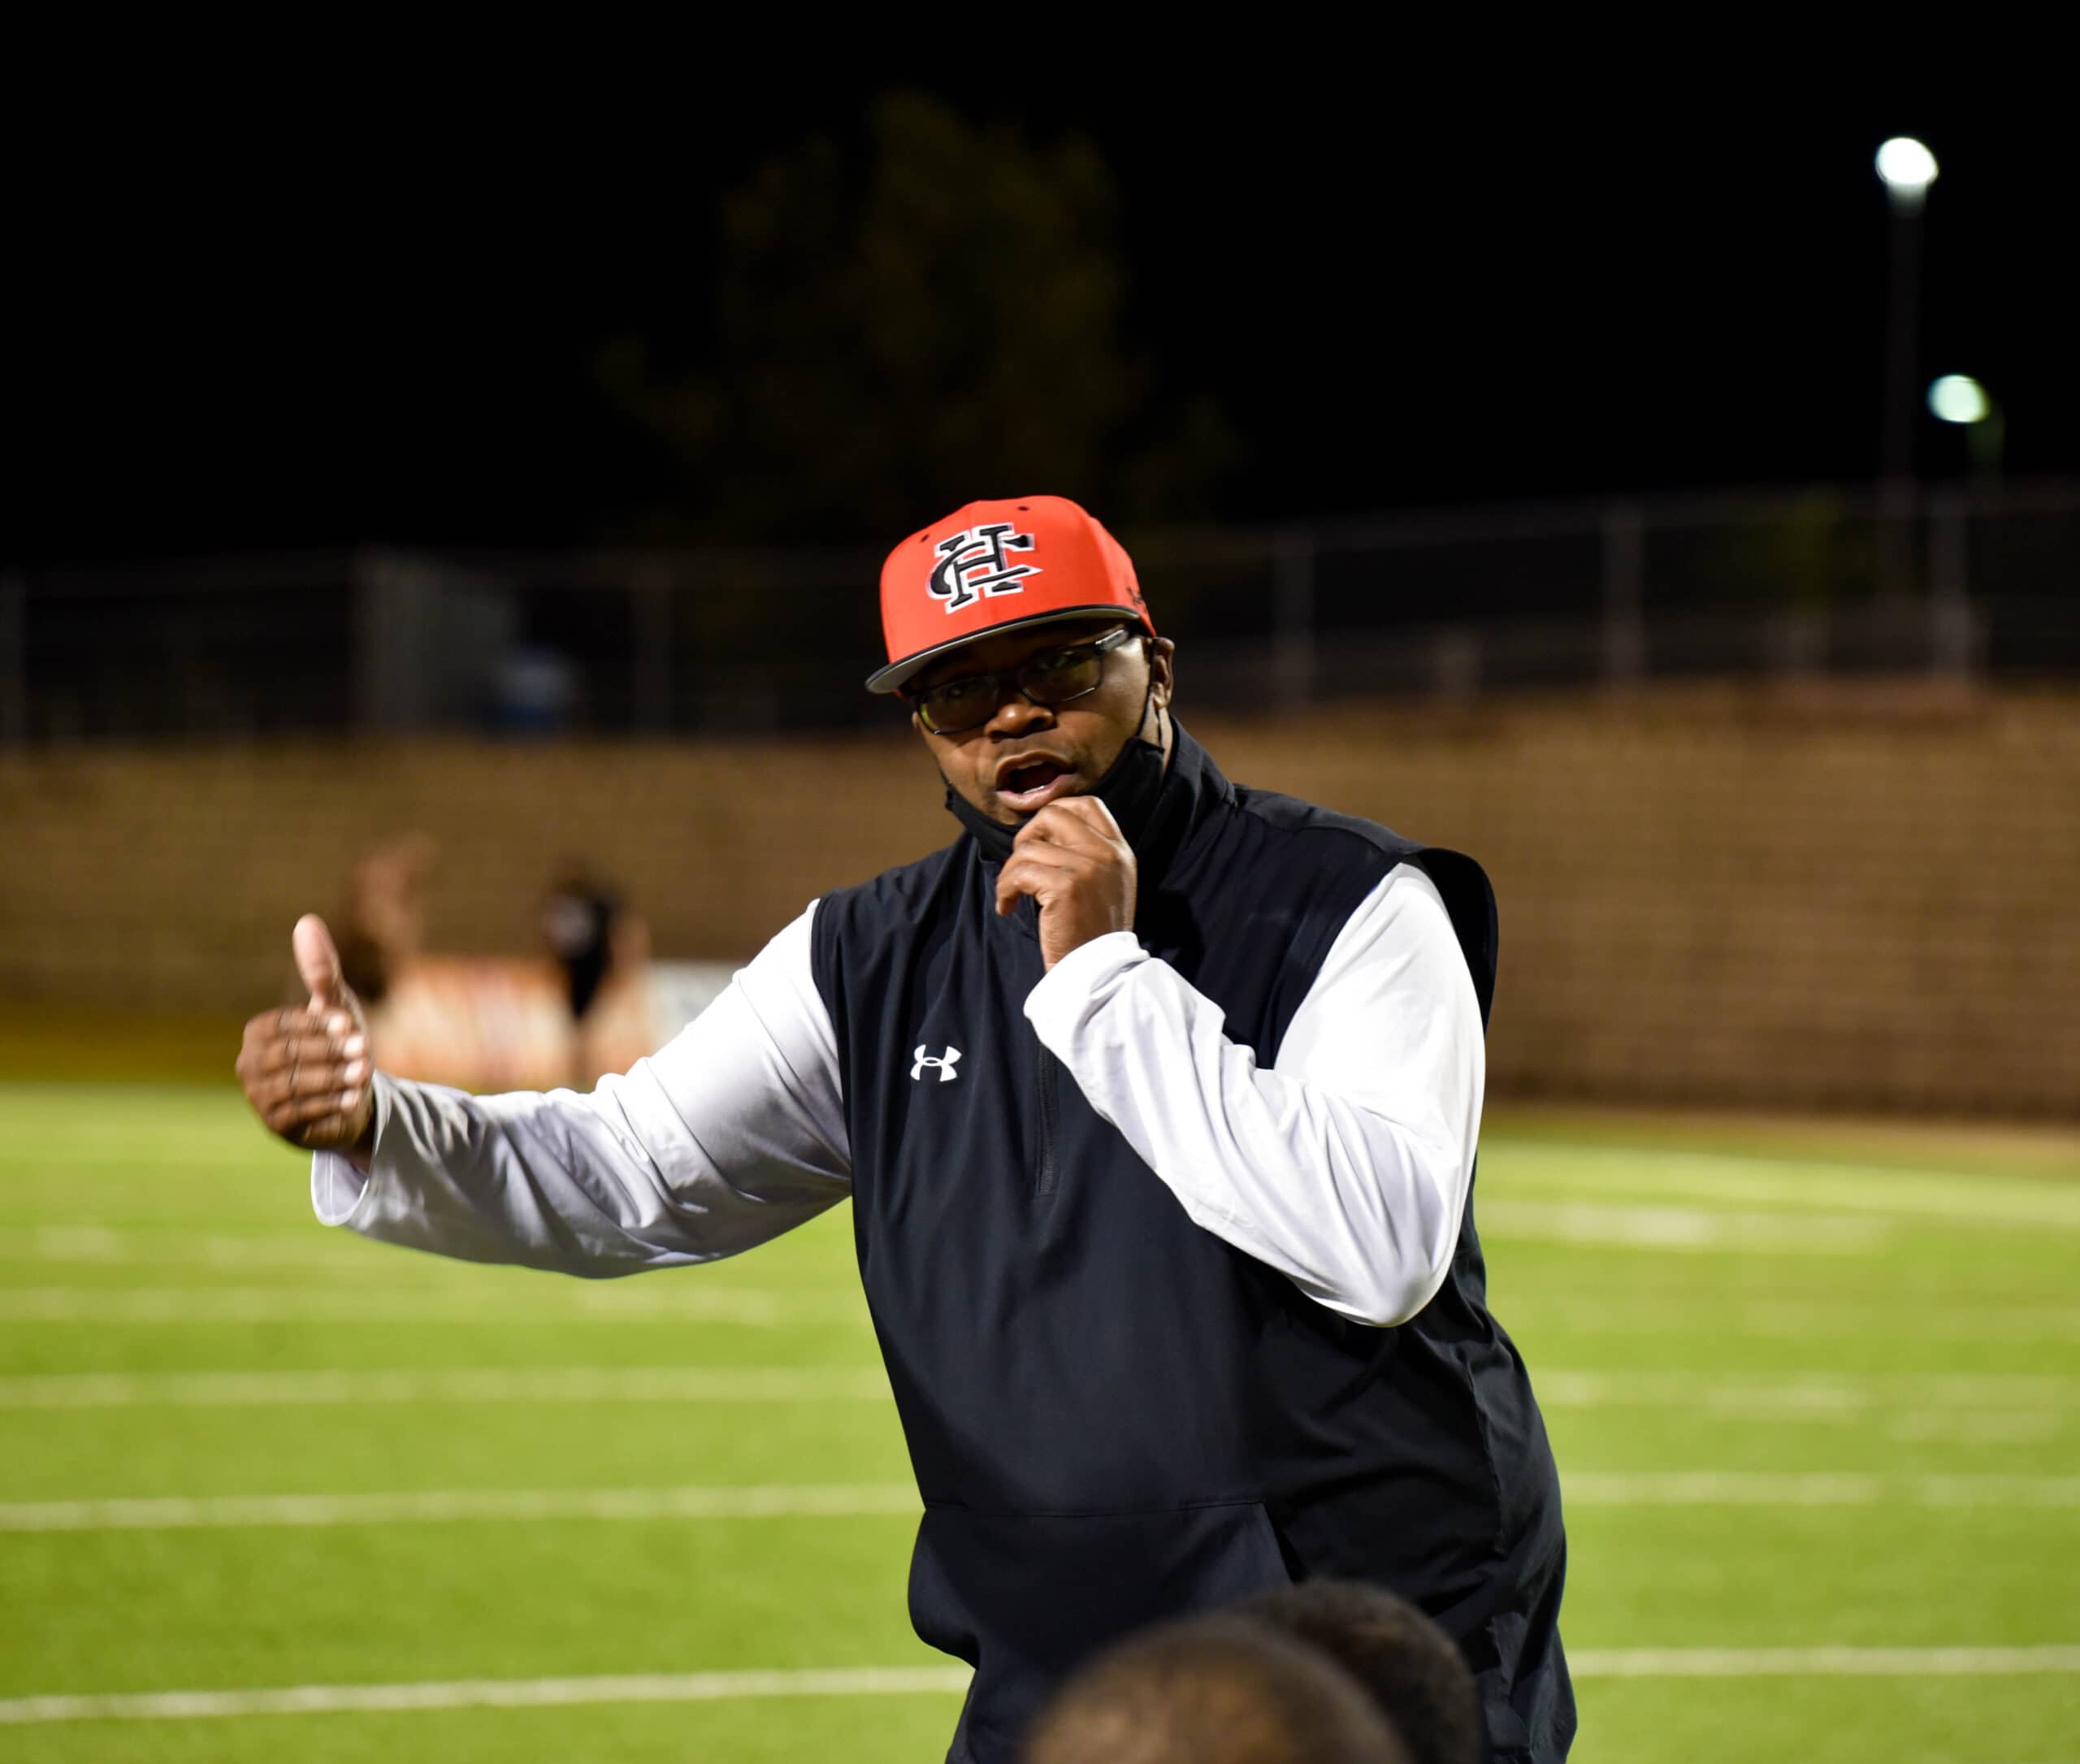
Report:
1034,1044,1060,1197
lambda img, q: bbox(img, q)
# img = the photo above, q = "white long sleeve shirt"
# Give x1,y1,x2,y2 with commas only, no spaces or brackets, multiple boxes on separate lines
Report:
316,862,1484,1328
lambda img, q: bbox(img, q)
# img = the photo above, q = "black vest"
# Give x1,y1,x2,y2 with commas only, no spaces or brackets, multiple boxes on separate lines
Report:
811,727,1569,1762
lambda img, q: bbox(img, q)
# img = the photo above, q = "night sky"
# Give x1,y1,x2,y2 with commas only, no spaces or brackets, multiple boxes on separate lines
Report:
8,70,2069,565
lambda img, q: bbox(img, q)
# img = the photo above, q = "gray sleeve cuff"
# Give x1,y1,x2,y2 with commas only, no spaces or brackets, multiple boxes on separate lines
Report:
310,1073,392,1228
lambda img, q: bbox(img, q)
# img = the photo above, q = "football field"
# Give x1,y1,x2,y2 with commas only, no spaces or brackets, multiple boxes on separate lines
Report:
2,1083,2075,1762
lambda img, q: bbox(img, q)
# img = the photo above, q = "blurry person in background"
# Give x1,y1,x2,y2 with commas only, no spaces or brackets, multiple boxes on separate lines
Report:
1020,1616,1411,1764
541,867,620,1027
1233,1581,1483,1764
233,496,1571,1764
334,834,436,1007
539,865,650,1085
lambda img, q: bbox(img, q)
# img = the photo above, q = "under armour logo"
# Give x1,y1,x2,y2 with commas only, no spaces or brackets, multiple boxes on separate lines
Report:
911,1045,962,1082
927,524,1039,613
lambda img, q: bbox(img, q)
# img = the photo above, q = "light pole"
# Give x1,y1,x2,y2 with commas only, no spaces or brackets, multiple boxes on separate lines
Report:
1924,375,1996,674
1875,137,1938,598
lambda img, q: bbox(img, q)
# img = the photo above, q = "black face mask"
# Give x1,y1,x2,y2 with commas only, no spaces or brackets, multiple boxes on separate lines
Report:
941,680,1169,865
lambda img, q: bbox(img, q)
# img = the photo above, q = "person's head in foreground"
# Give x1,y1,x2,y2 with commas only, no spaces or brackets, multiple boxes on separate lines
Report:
1233,1580,1483,1764
1020,1615,1413,1764
869,495,1176,834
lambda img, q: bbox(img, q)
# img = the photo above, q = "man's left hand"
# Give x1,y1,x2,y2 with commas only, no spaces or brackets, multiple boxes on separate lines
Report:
994,797,1138,969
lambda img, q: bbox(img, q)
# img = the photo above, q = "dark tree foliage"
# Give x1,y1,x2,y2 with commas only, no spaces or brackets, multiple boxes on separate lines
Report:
600,93,1233,544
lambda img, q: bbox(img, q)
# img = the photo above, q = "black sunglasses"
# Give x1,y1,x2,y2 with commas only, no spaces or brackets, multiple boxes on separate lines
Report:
906,626,1138,735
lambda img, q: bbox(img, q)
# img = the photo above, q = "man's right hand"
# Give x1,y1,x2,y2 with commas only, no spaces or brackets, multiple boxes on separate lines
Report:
236,915,376,1155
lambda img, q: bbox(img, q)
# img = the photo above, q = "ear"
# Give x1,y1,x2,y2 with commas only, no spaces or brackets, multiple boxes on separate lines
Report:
1147,636,1177,710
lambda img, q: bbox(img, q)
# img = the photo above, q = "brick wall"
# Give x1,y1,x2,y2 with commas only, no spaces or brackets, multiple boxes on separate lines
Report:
3,684,2074,1115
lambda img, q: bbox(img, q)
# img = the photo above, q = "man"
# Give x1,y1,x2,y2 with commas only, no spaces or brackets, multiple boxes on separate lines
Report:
1020,1616,1412,1764
540,866,620,1028
236,495,1573,1763
540,865,649,1086
1233,1580,1484,1764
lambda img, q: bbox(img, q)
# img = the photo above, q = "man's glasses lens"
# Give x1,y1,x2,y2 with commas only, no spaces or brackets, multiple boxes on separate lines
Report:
916,638,1117,735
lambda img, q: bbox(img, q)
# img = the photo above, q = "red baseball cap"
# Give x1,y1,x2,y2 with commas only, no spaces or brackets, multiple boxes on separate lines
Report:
866,495,1154,694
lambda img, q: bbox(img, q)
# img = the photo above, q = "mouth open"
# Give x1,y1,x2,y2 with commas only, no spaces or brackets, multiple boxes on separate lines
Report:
996,757,1080,813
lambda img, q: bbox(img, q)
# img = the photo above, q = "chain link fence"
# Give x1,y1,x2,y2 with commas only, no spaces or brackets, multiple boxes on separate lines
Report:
6,480,2076,745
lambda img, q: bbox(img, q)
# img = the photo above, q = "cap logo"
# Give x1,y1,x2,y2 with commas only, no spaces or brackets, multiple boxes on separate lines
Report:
927,522,1040,613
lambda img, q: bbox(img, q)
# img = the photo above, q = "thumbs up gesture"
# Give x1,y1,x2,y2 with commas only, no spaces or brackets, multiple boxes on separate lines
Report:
235,915,375,1154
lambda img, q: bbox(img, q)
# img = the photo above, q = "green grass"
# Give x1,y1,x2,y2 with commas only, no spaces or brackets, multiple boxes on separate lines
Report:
1,1083,2075,1762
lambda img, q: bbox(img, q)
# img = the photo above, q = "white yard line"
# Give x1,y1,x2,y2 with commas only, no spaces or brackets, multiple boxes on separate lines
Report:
58,1278,2080,1345
1488,1150,2080,1230
0,1366,894,1408
0,1286,829,1326
1537,1370,2079,1415
4,1649,2078,1725
1538,1371,1870,1417
1543,1300,2080,1345
1886,1408,2062,1445
1,1207,1895,1263
1735,1304,2080,1344
1477,1201,1892,1255
0,1484,921,1532
1565,1472,2080,1507
6,1365,2069,1413
5,1472,2077,1534
0,1665,974,1724
0,1227,382,1268
1569,1645,2080,1678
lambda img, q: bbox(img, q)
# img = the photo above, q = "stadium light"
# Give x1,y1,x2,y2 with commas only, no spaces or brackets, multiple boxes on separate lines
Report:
1875,137,1939,209
1928,374,2005,479
1927,375,1991,425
